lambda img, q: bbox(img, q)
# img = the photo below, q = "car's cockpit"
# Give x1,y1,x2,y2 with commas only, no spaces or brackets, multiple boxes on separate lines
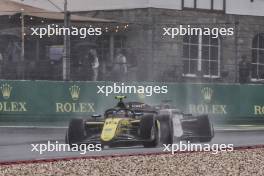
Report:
104,108,136,119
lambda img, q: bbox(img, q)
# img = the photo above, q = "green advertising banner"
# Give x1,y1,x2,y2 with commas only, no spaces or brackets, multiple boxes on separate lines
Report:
0,80,263,125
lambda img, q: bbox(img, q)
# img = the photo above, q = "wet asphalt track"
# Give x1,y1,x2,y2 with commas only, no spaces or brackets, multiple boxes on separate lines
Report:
0,127,264,162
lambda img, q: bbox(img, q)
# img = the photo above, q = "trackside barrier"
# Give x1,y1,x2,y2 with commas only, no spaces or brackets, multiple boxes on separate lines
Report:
0,80,263,125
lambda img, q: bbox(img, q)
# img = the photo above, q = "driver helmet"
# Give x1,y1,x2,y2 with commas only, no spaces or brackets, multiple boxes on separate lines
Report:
117,101,126,109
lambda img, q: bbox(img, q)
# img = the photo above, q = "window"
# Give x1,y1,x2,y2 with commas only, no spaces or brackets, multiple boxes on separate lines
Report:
213,0,225,10
197,0,211,9
183,35,221,78
114,35,127,49
251,33,264,80
97,35,127,60
184,0,195,8
183,0,225,11
183,35,199,76
46,45,63,62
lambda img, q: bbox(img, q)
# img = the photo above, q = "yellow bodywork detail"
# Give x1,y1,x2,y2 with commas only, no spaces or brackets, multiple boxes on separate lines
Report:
157,120,160,130
101,118,123,142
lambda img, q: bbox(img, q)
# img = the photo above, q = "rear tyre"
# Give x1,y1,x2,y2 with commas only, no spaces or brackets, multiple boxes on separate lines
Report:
66,118,86,146
197,115,214,142
157,115,173,145
140,115,159,148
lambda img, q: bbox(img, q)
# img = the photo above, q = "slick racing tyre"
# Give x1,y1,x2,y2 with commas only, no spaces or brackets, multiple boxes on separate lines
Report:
197,115,214,142
140,115,159,148
66,118,86,146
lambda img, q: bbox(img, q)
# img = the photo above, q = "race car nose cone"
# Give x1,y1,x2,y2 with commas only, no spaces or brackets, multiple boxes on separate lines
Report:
101,118,121,141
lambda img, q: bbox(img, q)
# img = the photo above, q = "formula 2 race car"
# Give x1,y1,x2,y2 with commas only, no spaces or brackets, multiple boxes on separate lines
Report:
65,96,214,148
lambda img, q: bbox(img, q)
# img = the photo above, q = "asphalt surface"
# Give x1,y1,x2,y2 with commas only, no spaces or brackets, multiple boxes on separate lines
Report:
0,127,264,162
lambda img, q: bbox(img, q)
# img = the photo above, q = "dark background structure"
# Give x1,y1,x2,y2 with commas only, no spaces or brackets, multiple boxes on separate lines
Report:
0,0,263,83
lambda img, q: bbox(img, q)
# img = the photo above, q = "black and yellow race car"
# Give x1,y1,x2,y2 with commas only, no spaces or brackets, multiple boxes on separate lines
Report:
65,96,214,148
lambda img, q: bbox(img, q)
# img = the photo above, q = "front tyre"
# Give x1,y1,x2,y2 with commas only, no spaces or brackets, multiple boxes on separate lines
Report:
140,115,159,148
66,118,86,146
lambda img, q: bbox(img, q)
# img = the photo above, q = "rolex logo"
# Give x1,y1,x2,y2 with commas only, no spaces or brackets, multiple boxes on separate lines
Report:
201,87,213,102
1,83,12,100
69,85,80,101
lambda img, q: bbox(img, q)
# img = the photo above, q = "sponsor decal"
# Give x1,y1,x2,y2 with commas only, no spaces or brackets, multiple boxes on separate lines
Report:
188,87,227,114
1,83,12,100
0,83,27,112
55,85,95,113
69,85,80,101
254,105,264,115
201,87,213,103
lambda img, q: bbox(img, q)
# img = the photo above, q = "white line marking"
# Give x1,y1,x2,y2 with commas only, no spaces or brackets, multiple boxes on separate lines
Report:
0,126,67,129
